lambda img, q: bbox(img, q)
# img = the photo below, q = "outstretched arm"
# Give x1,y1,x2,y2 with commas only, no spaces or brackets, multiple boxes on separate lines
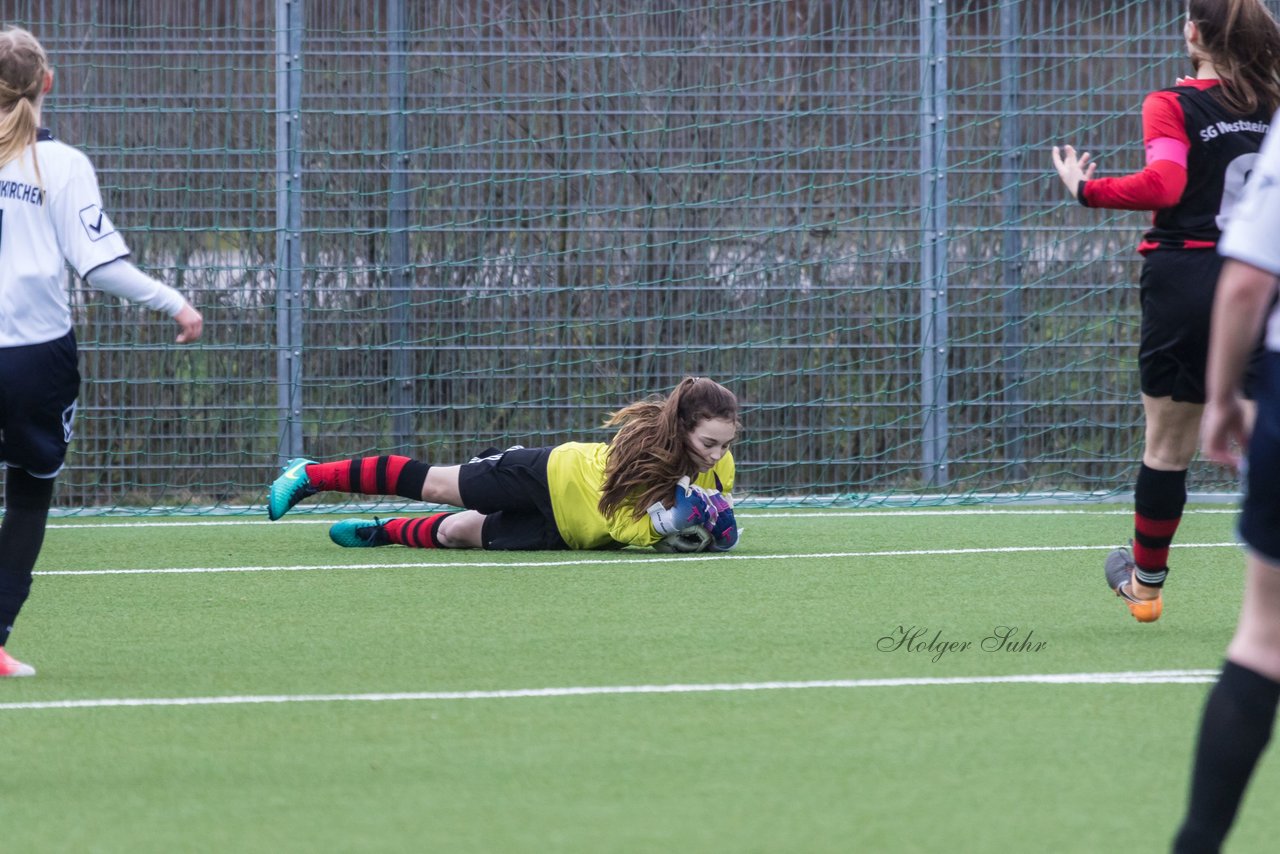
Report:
86,258,203,343
1052,91,1189,210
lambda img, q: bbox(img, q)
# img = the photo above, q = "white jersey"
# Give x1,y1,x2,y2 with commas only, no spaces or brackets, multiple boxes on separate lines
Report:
1219,108,1280,352
0,129,183,348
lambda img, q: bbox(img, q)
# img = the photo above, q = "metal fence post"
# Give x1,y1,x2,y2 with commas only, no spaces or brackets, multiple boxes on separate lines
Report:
919,0,949,487
1000,0,1027,480
276,0,304,463
388,0,413,453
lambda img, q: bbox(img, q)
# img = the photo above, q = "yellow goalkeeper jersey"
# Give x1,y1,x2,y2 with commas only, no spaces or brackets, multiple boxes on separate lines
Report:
546,442,736,550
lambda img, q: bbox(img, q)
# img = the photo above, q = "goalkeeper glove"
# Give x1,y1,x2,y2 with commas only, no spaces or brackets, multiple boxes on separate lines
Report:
647,480,718,536
704,491,739,551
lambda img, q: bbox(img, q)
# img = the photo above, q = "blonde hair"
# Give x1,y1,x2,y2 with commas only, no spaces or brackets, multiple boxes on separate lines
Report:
598,377,740,520
0,27,49,182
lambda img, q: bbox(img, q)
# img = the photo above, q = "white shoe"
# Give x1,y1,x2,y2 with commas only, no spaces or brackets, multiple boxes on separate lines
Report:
0,646,35,677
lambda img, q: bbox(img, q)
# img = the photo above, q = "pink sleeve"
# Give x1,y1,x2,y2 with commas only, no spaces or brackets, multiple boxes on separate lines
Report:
1146,136,1189,167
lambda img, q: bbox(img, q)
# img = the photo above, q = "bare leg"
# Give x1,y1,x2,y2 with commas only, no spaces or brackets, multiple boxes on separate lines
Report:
1141,393,1203,470
421,465,465,506
1228,554,1280,681
436,510,486,549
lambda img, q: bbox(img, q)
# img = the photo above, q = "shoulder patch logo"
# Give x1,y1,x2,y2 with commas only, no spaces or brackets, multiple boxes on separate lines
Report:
78,204,117,242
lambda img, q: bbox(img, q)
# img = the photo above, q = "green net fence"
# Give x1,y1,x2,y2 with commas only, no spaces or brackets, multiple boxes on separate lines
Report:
4,0,1262,511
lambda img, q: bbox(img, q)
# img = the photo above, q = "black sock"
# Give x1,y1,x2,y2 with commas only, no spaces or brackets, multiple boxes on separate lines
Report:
394,460,431,501
1132,464,1186,588
1174,660,1280,853
0,468,55,646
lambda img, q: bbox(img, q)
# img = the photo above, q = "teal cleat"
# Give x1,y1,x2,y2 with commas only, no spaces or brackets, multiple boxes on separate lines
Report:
329,518,391,548
268,457,318,520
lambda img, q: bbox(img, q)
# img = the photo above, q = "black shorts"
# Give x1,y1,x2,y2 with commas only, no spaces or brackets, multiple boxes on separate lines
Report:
457,446,568,550
0,331,80,477
1241,352,1280,563
1139,249,1265,402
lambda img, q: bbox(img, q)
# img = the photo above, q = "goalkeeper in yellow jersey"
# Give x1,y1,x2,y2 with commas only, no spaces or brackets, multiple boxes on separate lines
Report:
266,377,739,552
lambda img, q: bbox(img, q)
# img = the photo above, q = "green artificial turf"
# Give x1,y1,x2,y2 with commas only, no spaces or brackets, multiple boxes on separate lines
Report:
0,507,1265,852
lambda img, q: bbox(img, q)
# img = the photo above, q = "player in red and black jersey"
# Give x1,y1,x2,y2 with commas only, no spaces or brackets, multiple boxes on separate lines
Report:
1052,0,1280,625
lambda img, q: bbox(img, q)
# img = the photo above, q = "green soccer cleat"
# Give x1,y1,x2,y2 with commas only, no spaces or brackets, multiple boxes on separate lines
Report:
329,518,392,548
268,457,318,520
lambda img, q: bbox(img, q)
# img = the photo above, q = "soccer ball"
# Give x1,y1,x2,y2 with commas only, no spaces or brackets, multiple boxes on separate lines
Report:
654,524,713,553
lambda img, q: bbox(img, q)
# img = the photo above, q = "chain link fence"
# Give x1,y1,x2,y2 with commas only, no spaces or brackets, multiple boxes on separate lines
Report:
3,0,1256,510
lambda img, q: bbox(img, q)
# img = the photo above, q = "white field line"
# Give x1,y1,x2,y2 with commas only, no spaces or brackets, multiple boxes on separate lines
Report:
34,541,1243,577
0,669,1220,712
44,506,1241,531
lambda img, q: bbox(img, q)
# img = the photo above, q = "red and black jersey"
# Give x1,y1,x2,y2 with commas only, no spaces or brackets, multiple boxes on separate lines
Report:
1079,79,1271,253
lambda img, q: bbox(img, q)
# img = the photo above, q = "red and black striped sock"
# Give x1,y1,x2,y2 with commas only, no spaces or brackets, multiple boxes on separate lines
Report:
1132,463,1187,589
384,513,453,549
304,456,430,500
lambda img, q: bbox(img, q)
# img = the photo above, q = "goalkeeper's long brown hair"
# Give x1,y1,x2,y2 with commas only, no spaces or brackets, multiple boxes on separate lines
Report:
598,377,739,520
1188,0,1280,115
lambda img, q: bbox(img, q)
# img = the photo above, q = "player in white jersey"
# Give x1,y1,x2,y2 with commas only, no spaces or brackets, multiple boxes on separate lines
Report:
1174,105,1280,851
0,27,203,677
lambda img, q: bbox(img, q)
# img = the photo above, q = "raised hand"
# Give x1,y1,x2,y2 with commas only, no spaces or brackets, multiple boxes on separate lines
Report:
1051,144,1097,198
